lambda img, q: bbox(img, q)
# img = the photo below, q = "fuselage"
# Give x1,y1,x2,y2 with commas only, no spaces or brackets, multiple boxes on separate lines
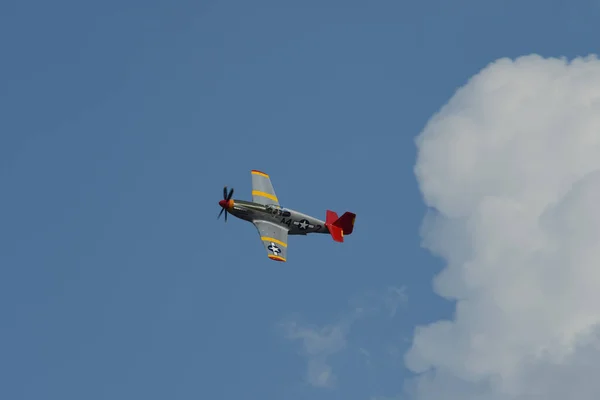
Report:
225,199,330,235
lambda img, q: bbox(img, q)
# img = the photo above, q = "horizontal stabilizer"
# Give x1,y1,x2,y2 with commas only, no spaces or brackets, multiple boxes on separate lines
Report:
325,210,356,242
334,211,356,235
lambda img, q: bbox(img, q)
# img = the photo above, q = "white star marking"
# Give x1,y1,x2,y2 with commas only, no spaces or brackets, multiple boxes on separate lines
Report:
268,243,281,255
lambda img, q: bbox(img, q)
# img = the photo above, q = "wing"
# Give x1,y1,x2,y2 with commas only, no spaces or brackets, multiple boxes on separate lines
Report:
253,220,288,262
251,170,279,206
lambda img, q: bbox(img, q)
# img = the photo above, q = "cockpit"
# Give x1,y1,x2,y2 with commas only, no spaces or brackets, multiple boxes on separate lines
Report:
265,204,290,217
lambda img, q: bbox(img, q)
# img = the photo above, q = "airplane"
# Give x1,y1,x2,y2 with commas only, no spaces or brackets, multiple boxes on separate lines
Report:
217,169,356,262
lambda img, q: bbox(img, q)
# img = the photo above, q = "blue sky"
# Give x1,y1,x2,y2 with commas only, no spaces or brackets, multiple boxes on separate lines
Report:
1,1,599,399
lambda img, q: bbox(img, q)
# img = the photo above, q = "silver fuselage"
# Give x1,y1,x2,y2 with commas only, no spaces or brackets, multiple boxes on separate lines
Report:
227,200,330,235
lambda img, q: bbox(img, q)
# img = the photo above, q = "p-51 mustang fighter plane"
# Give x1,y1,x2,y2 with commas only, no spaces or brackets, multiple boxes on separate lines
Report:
217,170,356,262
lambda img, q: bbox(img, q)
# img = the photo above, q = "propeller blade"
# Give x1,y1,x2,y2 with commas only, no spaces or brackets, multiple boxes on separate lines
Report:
219,186,233,223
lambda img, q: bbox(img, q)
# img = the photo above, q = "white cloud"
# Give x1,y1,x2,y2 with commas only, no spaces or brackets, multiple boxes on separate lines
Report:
384,286,408,318
280,286,408,390
280,315,353,388
348,286,408,318
406,54,600,399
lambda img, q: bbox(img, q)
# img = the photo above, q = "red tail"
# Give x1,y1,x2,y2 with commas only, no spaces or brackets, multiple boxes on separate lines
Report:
325,210,356,242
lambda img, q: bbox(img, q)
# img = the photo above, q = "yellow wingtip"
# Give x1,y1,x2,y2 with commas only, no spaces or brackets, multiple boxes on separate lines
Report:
268,255,286,262
251,170,269,178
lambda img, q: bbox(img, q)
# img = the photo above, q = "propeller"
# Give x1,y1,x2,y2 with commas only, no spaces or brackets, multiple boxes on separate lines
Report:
218,186,234,222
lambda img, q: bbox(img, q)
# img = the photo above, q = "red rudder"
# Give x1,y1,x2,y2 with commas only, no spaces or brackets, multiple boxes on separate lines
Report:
325,210,343,242
326,210,339,226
